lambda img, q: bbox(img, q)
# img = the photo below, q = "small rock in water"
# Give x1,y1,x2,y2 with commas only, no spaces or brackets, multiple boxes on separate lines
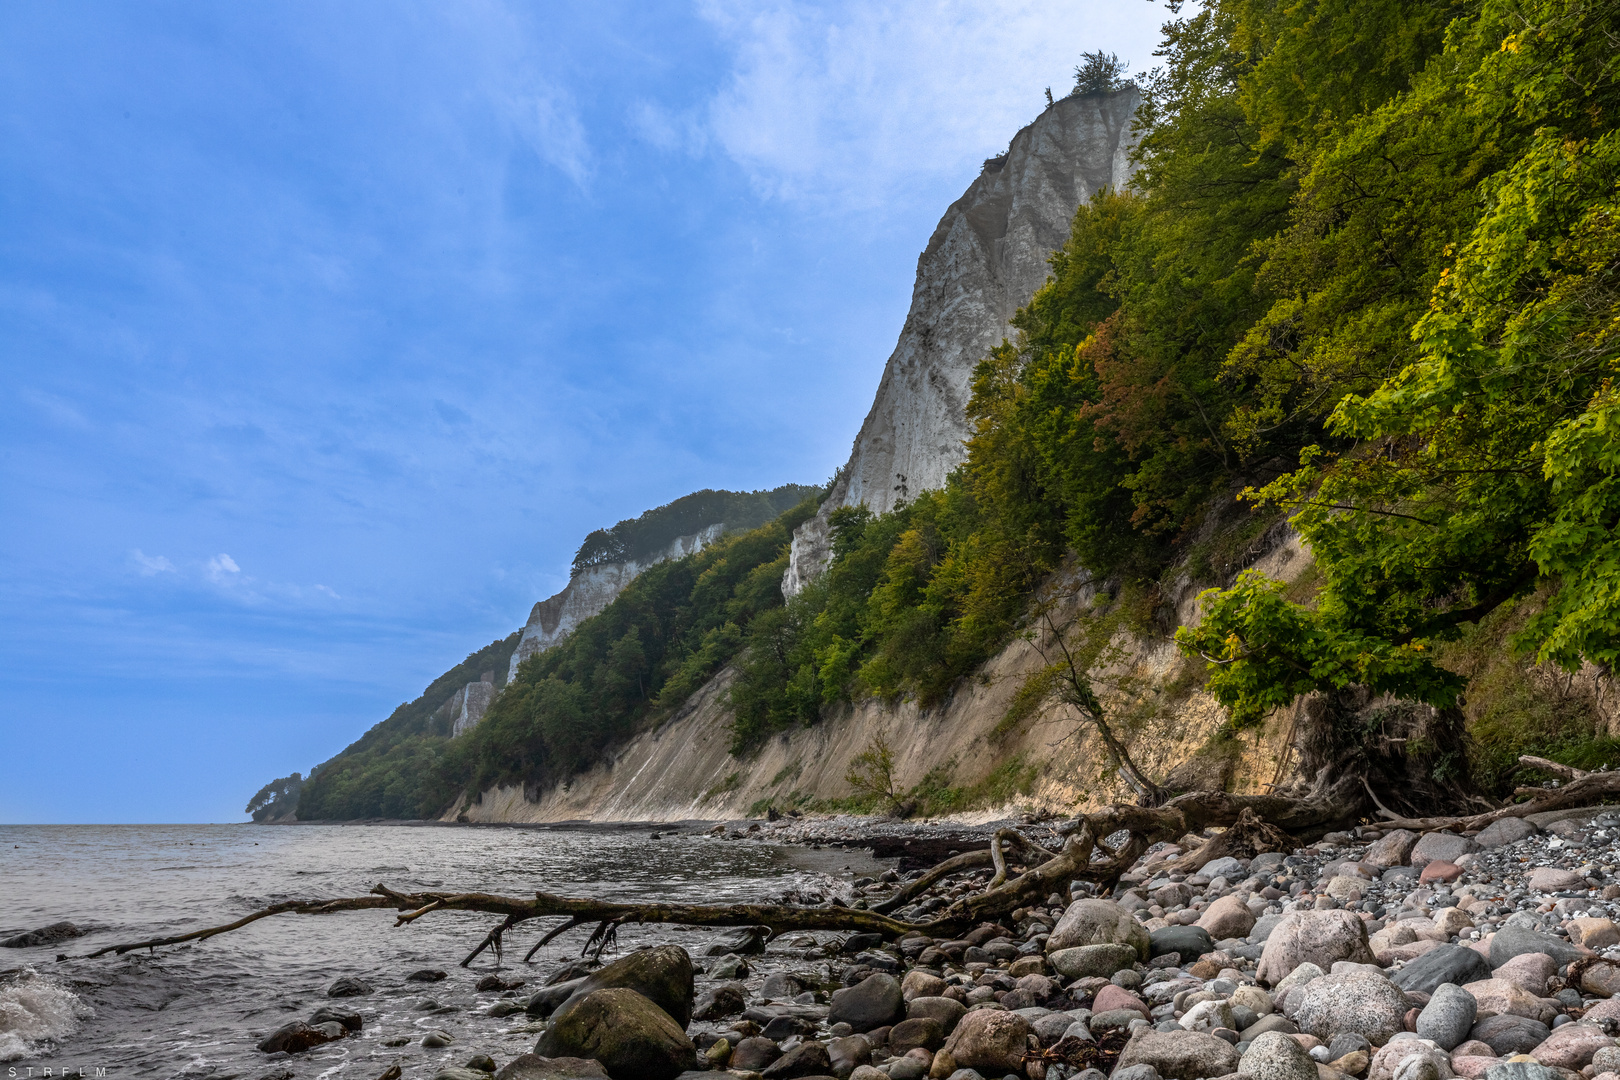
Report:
257,1020,345,1054
0,921,86,948
326,976,373,997
708,954,749,980
492,1055,608,1080
422,1029,455,1048
408,968,449,982
692,983,745,1020
308,1006,362,1031
706,925,770,956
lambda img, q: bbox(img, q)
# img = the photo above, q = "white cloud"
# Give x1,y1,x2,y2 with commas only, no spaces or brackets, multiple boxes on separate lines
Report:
503,83,592,188
20,388,93,430
695,0,1165,209
207,553,241,581
628,100,709,155
131,549,176,576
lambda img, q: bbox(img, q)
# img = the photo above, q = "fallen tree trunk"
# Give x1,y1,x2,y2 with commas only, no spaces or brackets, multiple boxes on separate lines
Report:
77,778,1380,964
1372,756,1620,833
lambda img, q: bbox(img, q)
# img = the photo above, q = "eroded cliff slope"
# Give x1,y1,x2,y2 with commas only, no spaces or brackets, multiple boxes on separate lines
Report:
784,88,1140,595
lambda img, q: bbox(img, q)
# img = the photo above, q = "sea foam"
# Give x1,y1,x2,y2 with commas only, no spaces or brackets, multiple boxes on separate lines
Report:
0,967,94,1062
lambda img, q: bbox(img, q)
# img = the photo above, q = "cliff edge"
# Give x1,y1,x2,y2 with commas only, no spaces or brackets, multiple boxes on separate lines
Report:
784,88,1140,595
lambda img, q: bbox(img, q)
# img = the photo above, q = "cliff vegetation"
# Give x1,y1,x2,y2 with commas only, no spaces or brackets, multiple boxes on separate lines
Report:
285,0,1618,820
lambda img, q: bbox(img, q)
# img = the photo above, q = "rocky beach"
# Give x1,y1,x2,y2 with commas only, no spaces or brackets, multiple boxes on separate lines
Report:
117,802,1619,1080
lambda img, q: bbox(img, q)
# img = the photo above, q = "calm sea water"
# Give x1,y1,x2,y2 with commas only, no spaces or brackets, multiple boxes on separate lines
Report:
0,823,883,1078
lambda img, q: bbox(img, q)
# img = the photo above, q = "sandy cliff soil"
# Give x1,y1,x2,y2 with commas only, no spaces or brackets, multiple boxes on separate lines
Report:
450,537,1308,825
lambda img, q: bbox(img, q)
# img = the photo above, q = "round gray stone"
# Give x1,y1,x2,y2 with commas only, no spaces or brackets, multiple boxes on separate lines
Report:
1239,1030,1319,1080
1415,983,1477,1051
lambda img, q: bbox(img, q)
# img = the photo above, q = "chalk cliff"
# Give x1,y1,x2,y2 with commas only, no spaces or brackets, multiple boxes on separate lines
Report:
508,524,726,680
783,88,1140,596
452,538,1309,824
449,673,496,737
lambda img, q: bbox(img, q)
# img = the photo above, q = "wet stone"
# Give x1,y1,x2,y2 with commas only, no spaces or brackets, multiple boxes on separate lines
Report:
326,976,373,997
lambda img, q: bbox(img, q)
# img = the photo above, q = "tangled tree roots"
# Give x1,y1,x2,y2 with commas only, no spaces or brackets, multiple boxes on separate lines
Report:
79,755,1614,965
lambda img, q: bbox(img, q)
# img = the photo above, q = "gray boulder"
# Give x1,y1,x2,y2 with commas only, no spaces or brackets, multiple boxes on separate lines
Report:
1293,971,1409,1045
940,1009,1033,1073
907,995,967,1034
828,972,904,1033
692,983,745,1021
1392,945,1493,995
1114,1066,1163,1080
1242,1015,1300,1041
1046,899,1151,959
760,1041,831,1078
1469,1013,1553,1056
1201,856,1248,880
1410,832,1479,867
828,1033,872,1076
1240,1030,1320,1080
704,926,769,955
1113,1029,1241,1080
1049,943,1140,979
326,976,372,997
1475,818,1539,848
494,1058,609,1080
1416,983,1477,1051
728,1037,782,1072
308,1006,362,1032
1256,910,1376,986
534,987,696,1080
1360,831,1419,869
1151,926,1214,961
257,1021,344,1054
1484,1064,1556,1080
761,971,807,1000
0,922,85,949
889,1016,945,1054
531,945,695,1027
1489,926,1586,968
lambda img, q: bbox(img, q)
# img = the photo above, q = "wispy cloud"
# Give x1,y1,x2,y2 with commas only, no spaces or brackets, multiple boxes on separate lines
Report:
131,549,176,576
206,553,241,581
20,387,94,430
127,549,340,608
694,0,1163,209
502,81,592,189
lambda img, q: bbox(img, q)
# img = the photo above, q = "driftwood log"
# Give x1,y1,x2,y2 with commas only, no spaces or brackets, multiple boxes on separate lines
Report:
78,755,1615,966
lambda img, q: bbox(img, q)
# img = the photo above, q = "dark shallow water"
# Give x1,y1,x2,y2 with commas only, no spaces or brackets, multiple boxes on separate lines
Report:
0,823,885,1078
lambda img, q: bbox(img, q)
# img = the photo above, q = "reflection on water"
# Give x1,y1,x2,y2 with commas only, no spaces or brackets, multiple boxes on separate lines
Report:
0,823,875,1076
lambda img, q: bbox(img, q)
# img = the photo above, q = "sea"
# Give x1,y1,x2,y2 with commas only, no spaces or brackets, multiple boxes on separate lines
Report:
0,823,887,1078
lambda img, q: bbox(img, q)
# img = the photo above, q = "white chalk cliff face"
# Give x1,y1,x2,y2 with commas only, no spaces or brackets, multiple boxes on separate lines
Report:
783,88,1140,596
507,523,727,680
449,675,495,737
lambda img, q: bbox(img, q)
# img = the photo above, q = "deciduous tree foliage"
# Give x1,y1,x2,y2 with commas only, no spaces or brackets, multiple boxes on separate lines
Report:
292,0,1620,816
1180,0,1620,727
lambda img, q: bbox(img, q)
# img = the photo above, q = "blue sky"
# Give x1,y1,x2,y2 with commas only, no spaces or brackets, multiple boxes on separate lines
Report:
0,1,1168,823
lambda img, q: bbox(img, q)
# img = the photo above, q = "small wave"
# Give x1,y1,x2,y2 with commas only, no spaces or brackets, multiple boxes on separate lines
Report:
0,967,95,1062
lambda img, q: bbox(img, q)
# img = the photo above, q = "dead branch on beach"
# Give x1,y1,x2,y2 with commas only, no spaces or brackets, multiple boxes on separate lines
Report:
76,754,1614,966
